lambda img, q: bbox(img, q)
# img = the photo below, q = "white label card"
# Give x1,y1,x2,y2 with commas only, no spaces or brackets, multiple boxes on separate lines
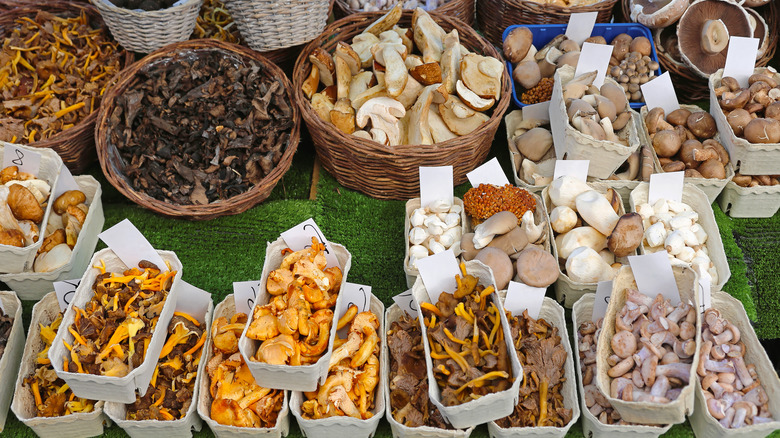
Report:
522,101,551,123
98,219,167,271
54,278,81,312
574,43,614,88
466,157,510,187
698,275,711,314
416,249,460,303
641,72,680,116
648,171,684,205
628,251,680,304
175,281,212,323
2,144,41,175
419,166,453,209
723,37,760,88
591,280,613,322
233,280,262,315
52,165,81,200
337,282,372,317
504,281,546,320
280,218,339,268
392,289,418,318
553,160,589,182
564,12,598,46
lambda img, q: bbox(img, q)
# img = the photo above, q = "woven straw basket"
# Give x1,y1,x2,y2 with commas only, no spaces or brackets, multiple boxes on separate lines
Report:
222,0,330,51
293,11,511,200
95,39,300,220
333,0,475,26
91,0,204,53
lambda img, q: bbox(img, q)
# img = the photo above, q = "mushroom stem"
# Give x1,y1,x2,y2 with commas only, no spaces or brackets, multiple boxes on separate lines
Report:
701,20,730,54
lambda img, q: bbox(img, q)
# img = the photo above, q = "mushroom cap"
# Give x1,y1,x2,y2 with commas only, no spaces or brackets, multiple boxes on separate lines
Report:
514,127,553,161
475,247,513,290
744,7,769,58
503,27,533,64
515,246,559,288
677,0,752,78
686,111,717,139
629,0,689,28
607,213,644,257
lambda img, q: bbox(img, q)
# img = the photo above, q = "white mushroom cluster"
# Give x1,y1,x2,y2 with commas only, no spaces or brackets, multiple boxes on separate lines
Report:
636,198,718,284
344,0,449,13
408,199,462,268
564,71,633,147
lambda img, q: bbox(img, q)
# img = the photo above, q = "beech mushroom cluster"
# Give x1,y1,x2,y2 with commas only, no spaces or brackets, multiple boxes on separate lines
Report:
408,199,463,269
608,289,696,403
33,189,91,273
304,6,503,145
644,107,730,179
732,173,780,188
0,165,50,249
578,318,630,424
604,35,660,103
699,308,774,428
635,198,718,284
564,72,633,146
548,176,643,283
715,71,780,145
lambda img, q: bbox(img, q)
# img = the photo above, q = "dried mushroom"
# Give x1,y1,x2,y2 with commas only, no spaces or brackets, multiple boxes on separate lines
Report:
0,165,50,249
209,313,284,428
463,183,537,226
246,238,341,365
108,49,294,206
125,312,206,421
0,307,13,361
61,260,175,377
192,0,241,44
33,189,90,273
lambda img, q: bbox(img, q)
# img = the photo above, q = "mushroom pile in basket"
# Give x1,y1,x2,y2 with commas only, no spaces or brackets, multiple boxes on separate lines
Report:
302,5,504,145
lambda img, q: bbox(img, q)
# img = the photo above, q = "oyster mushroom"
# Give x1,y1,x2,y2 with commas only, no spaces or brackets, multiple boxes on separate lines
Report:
514,246,559,287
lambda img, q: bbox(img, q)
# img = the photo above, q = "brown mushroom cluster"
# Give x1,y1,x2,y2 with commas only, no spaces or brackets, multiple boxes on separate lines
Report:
246,238,341,365
699,308,773,428
420,264,513,406
0,307,12,360
564,71,633,146
301,306,380,419
605,34,660,102
61,260,175,377
732,173,780,188
608,289,696,403
0,165,50,250
208,313,285,428
303,5,503,145
645,107,729,179
716,72,780,145
33,189,90,273
495,309,572,428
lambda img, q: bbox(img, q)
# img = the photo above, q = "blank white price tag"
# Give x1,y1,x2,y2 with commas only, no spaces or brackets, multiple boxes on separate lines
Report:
337,282,372,316
641,72,680,116
574,43,613,88
591,280,612,322
280,218,339,268
54,278,81,312
392,289,418,318
723,37,760,87
233,280,262,315
648,171,684,205
98,219,167,271
416,249,461,303
467,157,510,187
628,252,680,304
2,144,41,175
175,281,212,323
698,275,711,315
553,160,589,182
503,281,546,319
522,101,551,123
564,12,598,46
52,165,81,200
419,166,453,209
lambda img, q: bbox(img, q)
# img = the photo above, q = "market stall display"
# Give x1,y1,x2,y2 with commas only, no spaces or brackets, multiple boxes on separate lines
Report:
332,0,474,26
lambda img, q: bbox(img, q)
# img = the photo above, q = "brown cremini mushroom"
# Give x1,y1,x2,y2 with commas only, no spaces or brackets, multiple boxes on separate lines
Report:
653,129,683,157
607,213,644,257
503,27,533,64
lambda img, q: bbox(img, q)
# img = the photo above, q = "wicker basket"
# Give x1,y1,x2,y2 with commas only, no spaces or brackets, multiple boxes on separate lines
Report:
91,0,204,53
293,11,511,200
0,1,133,173
332,0,475,26
222,0,330,51
95,39,301,220
477,0,618,46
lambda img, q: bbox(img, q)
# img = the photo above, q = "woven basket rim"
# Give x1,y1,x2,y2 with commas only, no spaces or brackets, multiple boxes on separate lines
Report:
95,39,301,219
503,0,618,13
332,0,470,18
90,0,202,17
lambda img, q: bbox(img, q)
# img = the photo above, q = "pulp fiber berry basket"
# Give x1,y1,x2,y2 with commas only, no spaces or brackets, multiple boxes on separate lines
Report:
502,23,660,109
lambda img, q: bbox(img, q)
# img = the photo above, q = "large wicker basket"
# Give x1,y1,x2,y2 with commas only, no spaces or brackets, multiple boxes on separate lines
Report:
91,0,204,53
477,0,618,46
333,0,475,26
95,40,301,220
293,11,511,200
222,0,330,51
0,0,133,173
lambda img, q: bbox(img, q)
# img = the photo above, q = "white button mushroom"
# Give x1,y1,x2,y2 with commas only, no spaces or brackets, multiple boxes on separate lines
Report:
691,223,708,244
652,198,669,215
677,246,696,263
411,208,427,227
644,222,667,248
442,212,460,229
636,203,654,220
664,230,685,255
669,215,694,230
429,239,446,254
678,228,699,247
667,199,692,214
651,212,673,229
439,226,462,248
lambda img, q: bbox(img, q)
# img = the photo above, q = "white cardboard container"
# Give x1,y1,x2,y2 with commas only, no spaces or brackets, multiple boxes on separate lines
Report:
290,295,386,438
689,291,780,438
0,291,25,432
629,182,731,292
638,105,734,203
48,248,184,403
0,142,62,274
571,294,672,438
487,296,580,438
548,66,641,180
11,292,109,438
404,198,471,288
709,67,780,175
596,265,701,425
383,304,475,438
717,180,780,218
412,260,523,429
104,301,214,438
239,237,352,392
505,110,556,193
542,182,631,308
197,294,290,438
0,175,105,299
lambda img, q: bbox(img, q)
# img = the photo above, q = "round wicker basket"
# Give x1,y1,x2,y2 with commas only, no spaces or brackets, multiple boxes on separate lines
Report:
293,11,511,200
95,40,301,220
0,0,133,173
332,0,475,26
90,0,204,53
476,0,618,46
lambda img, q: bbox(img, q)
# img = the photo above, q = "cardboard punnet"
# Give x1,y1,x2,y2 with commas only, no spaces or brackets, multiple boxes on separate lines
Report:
197,295,290,438
505,110,556,193
290,295,385,438
0,291,25,432
48,248,184,403
717,180,780,218
571,294,672,438
689,291,780,438
12,292,109,438
487,296,580,438
0,175,105,299
596,265,701,425
412,260,523,429
238,237,352,392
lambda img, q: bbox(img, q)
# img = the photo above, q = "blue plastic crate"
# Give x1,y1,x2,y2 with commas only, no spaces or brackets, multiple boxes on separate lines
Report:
502,23,662,109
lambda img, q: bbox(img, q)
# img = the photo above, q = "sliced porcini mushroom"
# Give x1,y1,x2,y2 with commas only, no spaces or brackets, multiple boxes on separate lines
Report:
514,127,552,161
515,246,559,287
653,129,683,157
475,247,513,290
350,84,387,111
687,111,717,139
302,64,320,99
503,27,533,64
460,53,504,100
629,0,689,29
334,57,352,100
410,62,443,86
743,118,780,144
392,25,414,55
311,92,335,122
576,190,621,236
396,75,424,110
406,85,439,145
439,94,490,136
412,7,446,63
372,32,408,97
473,211,518,249
566,246,614,283
348,71,375,103
309,48,336,87
356,97,406,146
456,80,495,111
608,213,644,257
440,29,461,94
428,107,457,143
677,0,752,77
363,4,402,36
513,61,541,90
330,98,357,134
351,33,380,68
335,41,361,76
